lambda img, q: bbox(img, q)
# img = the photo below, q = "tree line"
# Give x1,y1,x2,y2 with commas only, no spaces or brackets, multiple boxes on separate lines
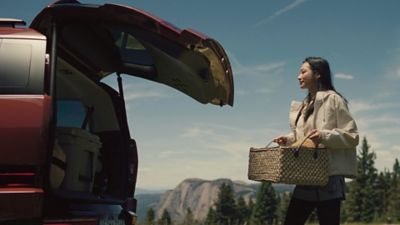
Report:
143,137,400,225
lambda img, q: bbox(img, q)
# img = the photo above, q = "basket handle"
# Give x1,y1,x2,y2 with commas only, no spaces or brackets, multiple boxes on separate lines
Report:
294,133,319,159
265,140,278,148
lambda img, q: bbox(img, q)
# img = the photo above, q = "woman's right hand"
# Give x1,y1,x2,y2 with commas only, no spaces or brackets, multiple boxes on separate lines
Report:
273,136,288,146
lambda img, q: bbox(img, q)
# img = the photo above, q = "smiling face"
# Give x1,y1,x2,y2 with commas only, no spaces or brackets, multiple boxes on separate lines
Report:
297,62,320,93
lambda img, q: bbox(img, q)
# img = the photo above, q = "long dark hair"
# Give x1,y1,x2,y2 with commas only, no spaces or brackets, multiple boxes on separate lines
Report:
304,57,336,92
301,57,345,122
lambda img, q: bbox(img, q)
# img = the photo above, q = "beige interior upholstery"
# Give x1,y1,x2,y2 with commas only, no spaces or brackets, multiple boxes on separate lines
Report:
56,58,120,132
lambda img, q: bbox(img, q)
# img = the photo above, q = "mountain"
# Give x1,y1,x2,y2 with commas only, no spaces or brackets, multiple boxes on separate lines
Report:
135,178,294,223
154,178,258,222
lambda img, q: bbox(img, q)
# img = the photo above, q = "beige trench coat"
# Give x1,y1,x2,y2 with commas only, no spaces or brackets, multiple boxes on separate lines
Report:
285,90,359,178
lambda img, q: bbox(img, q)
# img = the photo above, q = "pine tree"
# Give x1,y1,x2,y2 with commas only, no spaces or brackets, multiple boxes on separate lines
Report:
387,158,400,223
248,198,255,215
250,182,278,225
159,209,172,225
214,182,238,225
204,208,218,225
277,192,292,224
181,208,195,225
374,170,391,221
236,196,251,225
344,137,378,223
145,207,156,225
391,158,400,187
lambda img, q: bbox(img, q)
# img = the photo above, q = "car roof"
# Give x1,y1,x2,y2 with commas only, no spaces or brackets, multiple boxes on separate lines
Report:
0,18,46,40
0,28,46,40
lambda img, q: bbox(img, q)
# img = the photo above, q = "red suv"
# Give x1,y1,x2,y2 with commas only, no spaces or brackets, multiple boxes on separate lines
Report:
0,1,233,224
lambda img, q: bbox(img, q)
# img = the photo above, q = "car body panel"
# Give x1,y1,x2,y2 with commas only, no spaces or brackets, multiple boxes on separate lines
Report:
31,1,234,106
0,27,50,165
0,95,51,165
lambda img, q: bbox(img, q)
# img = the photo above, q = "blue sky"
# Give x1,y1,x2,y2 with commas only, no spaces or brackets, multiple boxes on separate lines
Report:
2,0,400,189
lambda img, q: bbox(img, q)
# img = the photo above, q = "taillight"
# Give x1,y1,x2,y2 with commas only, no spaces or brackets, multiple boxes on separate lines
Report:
44,222,98,225
43,221,98,225
43,218,98,225
0,166,39,187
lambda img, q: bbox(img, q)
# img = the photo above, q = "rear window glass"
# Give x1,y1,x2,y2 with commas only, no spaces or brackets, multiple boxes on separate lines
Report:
0,38,45,94
0,40,31,88
57,100,88,129
111,30,154,66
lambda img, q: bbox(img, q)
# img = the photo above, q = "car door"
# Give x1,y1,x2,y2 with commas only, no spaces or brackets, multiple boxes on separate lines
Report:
30,0,234,106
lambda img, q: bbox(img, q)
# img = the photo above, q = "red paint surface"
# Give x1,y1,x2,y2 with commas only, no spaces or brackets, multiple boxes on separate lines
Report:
0,95,52,165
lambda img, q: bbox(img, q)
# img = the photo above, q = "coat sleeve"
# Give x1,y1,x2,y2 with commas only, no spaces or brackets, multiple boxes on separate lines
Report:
320,95,359,149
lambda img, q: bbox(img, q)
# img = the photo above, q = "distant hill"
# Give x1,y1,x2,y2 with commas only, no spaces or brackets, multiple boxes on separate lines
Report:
135,178,293,223
135,192,163,221
135,187,167,195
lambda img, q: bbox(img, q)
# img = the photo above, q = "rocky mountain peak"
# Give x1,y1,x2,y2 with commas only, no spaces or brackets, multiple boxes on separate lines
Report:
154,178,258,221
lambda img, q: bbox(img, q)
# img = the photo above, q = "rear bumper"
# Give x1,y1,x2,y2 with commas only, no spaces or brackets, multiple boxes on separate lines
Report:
0,187,43,221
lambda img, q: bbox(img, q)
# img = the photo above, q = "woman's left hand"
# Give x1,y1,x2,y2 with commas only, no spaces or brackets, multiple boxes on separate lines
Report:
308,129,322,144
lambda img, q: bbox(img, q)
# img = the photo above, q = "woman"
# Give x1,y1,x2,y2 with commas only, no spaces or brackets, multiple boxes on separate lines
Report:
274,57,359,225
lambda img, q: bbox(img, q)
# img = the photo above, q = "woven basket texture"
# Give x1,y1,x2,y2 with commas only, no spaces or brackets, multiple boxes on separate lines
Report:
248,147,329,186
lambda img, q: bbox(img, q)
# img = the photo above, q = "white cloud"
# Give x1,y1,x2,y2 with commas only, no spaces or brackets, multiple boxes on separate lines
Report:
355,113,400,172
136,159,251,189
234,62,284,76
347,98,400,172
233,60,286,77
256,88,275,94
254,0,308,27
384,55,400,79
386,66,400,79
227,50,286,77
121,81,170,101
179,123,281,159
393,65,400,78
349,101,375,113
374,90,396,99
227,51,286,95
253,62,286,73
236,89,249,96
358,133,400,172
374,147,399,171
356,114,400,130
364,115,393,127
334,73,354,80
350,100,400,114
181,126,215,138
124,91,167,101
271,0,307,18
236,87,275,96
136,123,283,189
159,150,183,158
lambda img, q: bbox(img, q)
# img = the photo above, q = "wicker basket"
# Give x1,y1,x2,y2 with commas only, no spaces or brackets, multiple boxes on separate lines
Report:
248,141,329,186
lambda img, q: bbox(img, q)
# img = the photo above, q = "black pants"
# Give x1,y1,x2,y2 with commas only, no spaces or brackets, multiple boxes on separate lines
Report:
283,197,341,225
